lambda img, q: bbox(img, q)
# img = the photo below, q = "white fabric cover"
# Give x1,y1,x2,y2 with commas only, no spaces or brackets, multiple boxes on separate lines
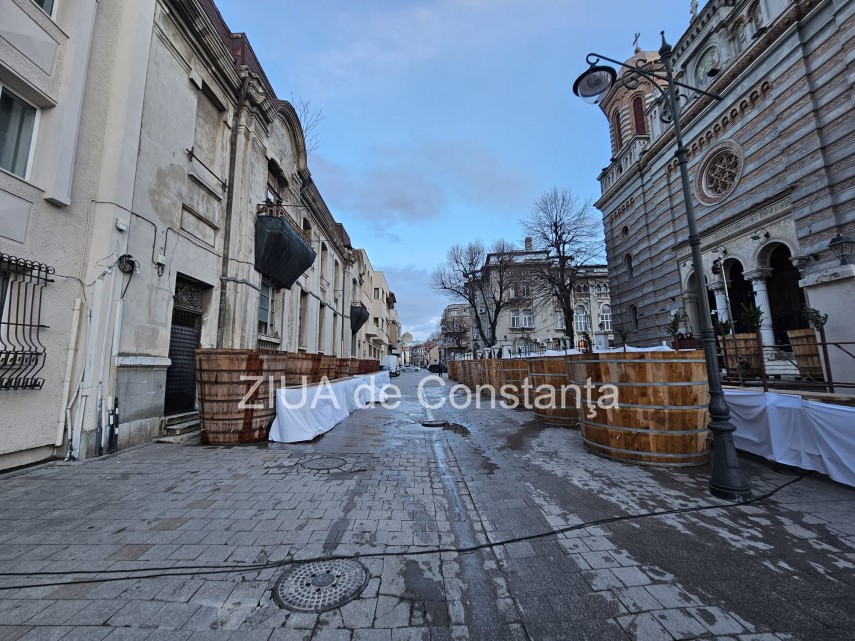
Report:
268,372,392,444
726,389,855,487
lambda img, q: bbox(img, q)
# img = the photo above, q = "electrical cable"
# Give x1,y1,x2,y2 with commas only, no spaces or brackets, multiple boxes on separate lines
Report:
0,470,811,591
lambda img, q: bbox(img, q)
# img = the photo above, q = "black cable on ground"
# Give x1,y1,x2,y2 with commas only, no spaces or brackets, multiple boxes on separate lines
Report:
0,471,811,591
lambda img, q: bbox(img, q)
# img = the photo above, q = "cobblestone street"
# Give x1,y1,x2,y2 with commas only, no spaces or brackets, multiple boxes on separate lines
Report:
1,373,854,641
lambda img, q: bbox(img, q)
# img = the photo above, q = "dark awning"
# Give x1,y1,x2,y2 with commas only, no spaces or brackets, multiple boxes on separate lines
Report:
350,304,370,333
254,215,316,289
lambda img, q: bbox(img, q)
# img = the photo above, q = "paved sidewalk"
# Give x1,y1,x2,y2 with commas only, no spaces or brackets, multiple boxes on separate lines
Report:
1,373,854,641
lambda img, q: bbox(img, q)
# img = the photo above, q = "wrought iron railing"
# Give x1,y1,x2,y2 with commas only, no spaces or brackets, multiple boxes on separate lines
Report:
256,203,312,246
0,253,54,390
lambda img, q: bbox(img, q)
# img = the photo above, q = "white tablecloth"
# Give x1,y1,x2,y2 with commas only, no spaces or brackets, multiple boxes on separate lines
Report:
726,389,855,487
268,372,392,443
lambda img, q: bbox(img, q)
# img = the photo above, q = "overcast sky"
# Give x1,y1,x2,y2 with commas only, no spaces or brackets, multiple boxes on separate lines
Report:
214,0,699,340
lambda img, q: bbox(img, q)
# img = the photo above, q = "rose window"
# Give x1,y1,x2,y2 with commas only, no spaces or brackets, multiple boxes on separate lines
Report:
704,151,740,197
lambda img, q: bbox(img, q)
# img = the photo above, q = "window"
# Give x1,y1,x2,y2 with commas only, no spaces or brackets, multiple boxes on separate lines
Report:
0,88,37,179
625,254,634,279
630,305,639,330
509,284,517,299
257,278,276,336
632,96,647,135
522,309,533,327
511,310,521,328
612,109,623,152
600,305,612,331
555,311,565,330
574,306,589,333
33,0,55,16
750,3,763,30
298,291,309,348
520,282,530,297
374,288,380,299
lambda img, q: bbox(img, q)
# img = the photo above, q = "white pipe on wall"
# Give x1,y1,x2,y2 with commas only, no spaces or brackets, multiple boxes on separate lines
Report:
55,298,83,448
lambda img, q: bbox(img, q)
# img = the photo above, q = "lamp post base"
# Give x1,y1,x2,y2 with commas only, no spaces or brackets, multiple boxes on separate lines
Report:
709,433,753,502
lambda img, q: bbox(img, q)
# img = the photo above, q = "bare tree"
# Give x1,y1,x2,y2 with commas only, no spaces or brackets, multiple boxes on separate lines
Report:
521,187,604,338
440,314,470,355
431,239,520,347
293,96,323,155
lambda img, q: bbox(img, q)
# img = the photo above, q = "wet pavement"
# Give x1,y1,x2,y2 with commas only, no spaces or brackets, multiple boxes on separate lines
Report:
1,372,854,640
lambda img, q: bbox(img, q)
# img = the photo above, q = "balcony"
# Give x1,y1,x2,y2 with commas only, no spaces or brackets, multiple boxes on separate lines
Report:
254,204,315,289
350,303,369,333
599,135,650,194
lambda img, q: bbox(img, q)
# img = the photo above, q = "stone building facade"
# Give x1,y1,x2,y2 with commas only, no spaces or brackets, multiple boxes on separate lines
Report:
470,239,612,355
0,0,398,470
593,0,855,384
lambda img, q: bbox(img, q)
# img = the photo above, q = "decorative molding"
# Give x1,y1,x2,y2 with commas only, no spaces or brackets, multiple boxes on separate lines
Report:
116,356,172,368
174,281,204,312
676,197,793,260
743,268,774,282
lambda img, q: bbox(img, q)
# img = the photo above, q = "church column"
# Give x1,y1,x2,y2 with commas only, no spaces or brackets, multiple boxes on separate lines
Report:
682,291,699,336
708,281,729,322
744,269,775,346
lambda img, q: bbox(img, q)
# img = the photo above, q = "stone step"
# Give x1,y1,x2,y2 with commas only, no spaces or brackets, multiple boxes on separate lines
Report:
162,411,199,428
164,419,200,436
155,430,202,445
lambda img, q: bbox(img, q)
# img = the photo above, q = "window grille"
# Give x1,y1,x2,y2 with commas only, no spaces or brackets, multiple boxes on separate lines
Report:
0,253,54,390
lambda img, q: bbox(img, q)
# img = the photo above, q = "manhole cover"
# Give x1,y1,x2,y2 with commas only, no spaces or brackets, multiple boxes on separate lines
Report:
301,457,346,470
273,559,369,612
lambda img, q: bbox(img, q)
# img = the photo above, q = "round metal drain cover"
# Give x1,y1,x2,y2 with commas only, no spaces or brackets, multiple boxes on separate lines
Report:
273,559,368,612
301,457,346,471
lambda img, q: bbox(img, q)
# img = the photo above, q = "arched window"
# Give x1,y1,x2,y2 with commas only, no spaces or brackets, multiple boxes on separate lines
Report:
600,305,612,331
625,254,634,279
632,96,647,135
630,305,639,330
750,3,763,30
612,109,623,152
574,306,589,333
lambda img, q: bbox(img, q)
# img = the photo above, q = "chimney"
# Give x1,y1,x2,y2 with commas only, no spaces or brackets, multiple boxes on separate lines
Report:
524,237,533,251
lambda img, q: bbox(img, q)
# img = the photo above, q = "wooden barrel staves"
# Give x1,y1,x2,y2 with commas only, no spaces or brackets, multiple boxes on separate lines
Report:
318,355,337,381
285,352,322,385
499,358,530,405
349,358,360,376
448,361,460,381
567,351,710,467
787,329,824,379
480,360,501,396
526,356,580,426
335,358,351,379
460,361,475,389
196,349,275,445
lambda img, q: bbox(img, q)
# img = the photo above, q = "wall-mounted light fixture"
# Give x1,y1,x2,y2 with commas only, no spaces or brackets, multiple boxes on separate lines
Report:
829,234,854,266
749,228,770,241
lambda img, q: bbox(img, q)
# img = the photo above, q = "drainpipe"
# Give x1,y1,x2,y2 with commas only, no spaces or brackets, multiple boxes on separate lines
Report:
216,73,251,348
55,298,82,448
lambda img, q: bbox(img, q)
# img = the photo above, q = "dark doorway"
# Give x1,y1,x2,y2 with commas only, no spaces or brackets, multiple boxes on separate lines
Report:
766,244,808,346
164,281,204,415
726,260,754,333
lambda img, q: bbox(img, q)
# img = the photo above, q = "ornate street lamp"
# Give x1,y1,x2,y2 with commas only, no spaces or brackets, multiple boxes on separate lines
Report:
573,32,752,501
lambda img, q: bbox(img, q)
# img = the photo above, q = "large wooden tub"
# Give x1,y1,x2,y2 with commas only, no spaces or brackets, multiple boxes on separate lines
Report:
448,361,461,381
567,351,710,467
285,352,322,385
526,356,580,426
196,349,275,444
476,360,502,395
335,358,351,379
787,328,823,379
458,361,474,389
499,358,529,405
318,355,337,381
